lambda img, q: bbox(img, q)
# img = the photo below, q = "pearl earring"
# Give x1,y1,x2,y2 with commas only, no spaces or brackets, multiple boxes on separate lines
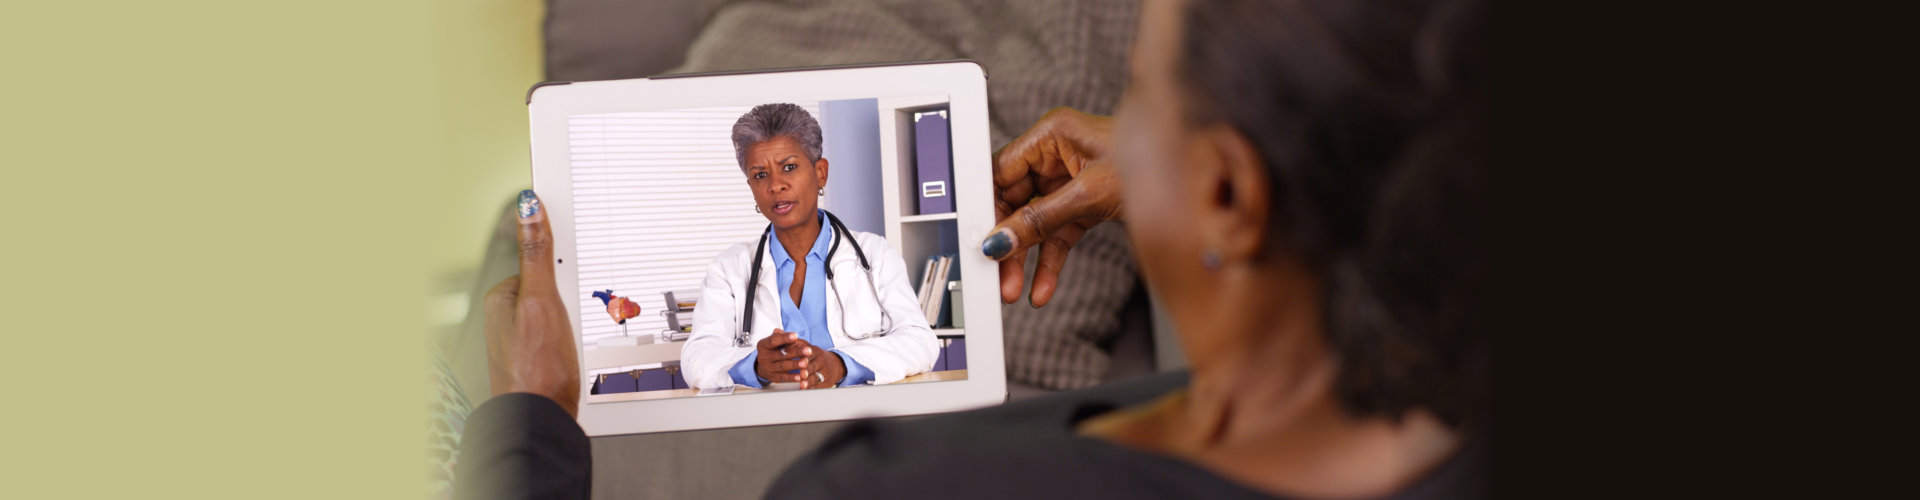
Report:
1202,249,1223,271
754,204,762,214
818,187,826,196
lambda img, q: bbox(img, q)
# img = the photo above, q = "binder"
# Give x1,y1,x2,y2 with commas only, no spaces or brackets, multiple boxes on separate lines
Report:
914,110,954,215
946,338,967,370
947,280,965,328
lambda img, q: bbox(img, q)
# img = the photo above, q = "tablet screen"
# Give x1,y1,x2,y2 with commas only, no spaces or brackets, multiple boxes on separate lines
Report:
568,96,972,404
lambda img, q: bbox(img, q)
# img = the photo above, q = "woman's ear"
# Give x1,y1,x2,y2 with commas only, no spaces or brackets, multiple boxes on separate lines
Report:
814,157,830,187
1201,125,1271,263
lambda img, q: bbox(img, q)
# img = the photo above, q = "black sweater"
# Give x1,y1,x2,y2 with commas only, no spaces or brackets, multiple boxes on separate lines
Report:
455,371,1484,500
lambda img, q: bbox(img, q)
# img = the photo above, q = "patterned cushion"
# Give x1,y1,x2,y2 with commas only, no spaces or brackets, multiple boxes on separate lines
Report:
426,348,474,499
998,222,1139,389
543,0,705,82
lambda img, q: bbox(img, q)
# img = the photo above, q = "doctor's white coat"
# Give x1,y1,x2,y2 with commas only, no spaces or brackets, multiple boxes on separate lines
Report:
679,229,939,389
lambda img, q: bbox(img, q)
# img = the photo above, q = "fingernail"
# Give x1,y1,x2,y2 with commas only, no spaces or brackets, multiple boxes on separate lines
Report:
982,229,1014,259
517,190,542,219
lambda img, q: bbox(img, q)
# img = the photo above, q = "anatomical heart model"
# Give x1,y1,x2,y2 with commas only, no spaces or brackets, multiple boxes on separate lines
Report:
592,290,642,336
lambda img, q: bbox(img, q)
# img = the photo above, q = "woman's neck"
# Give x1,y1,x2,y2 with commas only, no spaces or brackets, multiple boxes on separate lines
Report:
773,214,822,263
1183,290,1333,449
1095,264,1462,498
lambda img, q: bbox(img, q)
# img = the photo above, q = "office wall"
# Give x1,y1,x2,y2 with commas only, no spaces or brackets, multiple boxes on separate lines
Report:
819,98,885,236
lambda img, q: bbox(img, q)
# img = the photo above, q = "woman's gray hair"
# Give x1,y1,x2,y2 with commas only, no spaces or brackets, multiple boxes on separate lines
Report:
730,103,823,170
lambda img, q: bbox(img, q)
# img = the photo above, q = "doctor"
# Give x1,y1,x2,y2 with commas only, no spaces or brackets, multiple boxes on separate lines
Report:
680,103,939,390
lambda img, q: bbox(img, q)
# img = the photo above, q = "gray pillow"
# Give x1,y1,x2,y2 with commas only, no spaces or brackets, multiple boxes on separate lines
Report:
543,0,706,82
666,0,1141,147
999,222,1139,390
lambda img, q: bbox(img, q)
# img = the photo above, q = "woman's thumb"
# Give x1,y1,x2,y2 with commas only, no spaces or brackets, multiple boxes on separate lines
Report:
515,190,558,295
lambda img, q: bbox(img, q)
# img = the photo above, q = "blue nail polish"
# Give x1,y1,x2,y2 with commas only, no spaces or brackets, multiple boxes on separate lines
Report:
981,230,1013,259
517,190,542,218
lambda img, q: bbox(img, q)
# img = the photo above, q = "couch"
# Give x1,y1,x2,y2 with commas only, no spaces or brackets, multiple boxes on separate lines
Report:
439,1,1186,497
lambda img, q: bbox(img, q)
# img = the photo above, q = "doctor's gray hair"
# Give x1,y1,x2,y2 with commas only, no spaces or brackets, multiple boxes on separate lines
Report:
730,103,823,170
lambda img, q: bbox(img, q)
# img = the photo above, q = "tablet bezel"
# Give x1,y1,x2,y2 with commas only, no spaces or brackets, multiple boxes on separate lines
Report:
527,61,1005,436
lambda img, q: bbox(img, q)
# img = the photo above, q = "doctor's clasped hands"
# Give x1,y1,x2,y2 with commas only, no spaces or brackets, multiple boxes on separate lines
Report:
754,329,846,389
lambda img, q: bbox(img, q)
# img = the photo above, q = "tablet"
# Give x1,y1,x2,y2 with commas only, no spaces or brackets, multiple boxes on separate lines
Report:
527,61,1006,436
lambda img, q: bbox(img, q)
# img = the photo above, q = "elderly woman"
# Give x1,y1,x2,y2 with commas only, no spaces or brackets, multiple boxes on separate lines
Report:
464,0,1485,497
677,103,939,390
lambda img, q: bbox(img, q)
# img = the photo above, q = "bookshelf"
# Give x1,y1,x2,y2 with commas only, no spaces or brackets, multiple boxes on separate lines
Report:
898,212,958,223
876,95,969,333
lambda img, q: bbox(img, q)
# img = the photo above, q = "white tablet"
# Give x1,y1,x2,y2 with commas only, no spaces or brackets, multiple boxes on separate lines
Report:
527,61,1006,436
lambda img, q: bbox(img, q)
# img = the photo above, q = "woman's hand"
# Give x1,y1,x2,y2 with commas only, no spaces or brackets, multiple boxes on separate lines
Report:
982,107,1125,307
482,190,583,418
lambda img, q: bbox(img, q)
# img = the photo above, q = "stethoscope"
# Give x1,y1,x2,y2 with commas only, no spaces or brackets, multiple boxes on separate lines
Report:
736,210,894,348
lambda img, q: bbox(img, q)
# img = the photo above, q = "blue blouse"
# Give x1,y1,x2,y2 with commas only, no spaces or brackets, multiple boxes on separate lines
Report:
728,211,875,387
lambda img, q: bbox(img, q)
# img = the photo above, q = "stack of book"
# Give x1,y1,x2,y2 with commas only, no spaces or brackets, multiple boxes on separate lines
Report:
917,254,961,327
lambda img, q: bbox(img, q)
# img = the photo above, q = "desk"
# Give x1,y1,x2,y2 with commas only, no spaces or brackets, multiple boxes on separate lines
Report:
894,369,969,383
587,369,969,403
584,340,687,372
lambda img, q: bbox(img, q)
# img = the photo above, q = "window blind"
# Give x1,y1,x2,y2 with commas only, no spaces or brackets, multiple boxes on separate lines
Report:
568,105,822,373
